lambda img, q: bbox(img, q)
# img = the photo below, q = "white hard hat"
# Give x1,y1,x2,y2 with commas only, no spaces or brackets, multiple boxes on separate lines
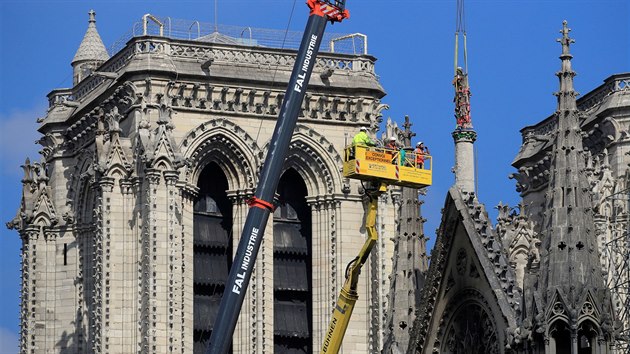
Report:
360,127,367,131
389,136,396,141
417,141,423,146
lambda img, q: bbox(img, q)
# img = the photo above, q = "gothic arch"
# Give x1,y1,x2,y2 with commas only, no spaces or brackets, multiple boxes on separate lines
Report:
269,124,343,196
181,118,261,191
68,149,97,225
576,318,602,349
548,318,570,333
548,318,572,353
438,288,501,354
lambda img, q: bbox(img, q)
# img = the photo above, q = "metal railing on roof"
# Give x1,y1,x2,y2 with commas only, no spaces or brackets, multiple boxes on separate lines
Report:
107,15,367,56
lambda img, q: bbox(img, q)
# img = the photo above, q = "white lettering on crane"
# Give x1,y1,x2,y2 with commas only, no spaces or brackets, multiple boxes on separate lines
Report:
293,34,318,93
231,227,260,294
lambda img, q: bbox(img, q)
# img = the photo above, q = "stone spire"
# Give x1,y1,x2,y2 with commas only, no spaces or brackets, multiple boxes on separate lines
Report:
452,67,477,193
528,21,615,350
71,10,109,85
382,116,429,354
556,20,578,113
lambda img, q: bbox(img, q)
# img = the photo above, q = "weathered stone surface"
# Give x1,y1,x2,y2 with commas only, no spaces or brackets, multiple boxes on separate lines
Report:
7,13,409,354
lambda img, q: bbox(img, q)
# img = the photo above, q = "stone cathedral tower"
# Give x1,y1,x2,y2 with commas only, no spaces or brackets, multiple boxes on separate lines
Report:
381,116,430,354
517,22,616,353
6,11,423,354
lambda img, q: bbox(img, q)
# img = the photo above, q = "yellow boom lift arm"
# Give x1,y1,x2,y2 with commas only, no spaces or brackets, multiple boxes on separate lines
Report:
320,144,432,353
321,181,386,353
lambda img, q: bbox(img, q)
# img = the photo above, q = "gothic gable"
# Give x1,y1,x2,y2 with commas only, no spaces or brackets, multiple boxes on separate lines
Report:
134,104,184,173
409,187,519,353
7,159,59,232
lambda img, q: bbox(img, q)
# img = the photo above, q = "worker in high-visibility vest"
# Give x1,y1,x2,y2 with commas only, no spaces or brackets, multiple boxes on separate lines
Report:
352,127,376,147
349,127,375,160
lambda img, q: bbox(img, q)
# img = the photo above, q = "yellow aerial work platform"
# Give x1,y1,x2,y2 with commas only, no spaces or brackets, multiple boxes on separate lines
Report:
320,144,432,354
342,145,432,188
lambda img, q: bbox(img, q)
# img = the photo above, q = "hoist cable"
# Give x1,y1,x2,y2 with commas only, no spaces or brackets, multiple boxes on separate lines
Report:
454,0,468,75
254,0,298,143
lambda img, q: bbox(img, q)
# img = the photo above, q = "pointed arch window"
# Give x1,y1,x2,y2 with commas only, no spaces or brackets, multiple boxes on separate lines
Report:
273,168,312,353
193,162,233,353
550,320,571,354
577,320,599,354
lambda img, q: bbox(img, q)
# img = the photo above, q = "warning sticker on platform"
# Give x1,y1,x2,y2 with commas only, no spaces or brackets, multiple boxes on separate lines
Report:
368,163,387,172
365,151,392,164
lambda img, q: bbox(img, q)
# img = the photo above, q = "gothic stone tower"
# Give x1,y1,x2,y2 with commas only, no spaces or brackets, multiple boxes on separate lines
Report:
512,29,630,354
381,116,430,354
513,22,622,353
7,11,406,354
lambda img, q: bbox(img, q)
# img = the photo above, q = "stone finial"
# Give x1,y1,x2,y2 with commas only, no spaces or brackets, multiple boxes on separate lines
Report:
88,9,96,23
401,115,416,146
554,20,578,112
557,20,575,56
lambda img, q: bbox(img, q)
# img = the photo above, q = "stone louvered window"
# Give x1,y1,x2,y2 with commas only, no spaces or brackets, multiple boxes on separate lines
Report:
273,169,312,353
193,163,233,354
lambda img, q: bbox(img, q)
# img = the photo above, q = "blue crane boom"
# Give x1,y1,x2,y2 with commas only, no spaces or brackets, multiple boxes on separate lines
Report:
205,2,349,353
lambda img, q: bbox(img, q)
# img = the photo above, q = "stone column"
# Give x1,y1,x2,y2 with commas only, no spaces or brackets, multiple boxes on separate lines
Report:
452,130,477,193
178,181,197,354
308,197,334,350
120,178,139,353
102,174,137,353
228,190,258,354
43,229,58,353
88,176,114,353
20,229,38,354
164,170,183,353
138,169,162,354
334,195,373,353
100,176,115,354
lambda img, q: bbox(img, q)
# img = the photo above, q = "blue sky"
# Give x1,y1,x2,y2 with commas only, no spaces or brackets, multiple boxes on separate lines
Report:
0,0,628,351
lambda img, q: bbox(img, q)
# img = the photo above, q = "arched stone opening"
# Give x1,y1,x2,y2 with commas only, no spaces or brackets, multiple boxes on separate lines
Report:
577,320,600,354
549,320,571,354
273,168,312,353
193,162,233,354
182,119,261,192
441,301,499,354
263,124,343,196
509,246,529,290
73,160,98,351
